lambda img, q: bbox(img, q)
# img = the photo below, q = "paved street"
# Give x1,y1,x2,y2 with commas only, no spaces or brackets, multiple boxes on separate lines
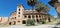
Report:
0,25,60,28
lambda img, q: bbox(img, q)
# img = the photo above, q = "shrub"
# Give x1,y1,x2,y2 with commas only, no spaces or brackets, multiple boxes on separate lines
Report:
42,20,46,24
26,19,35,26
56,21,60,25
41,19,46,24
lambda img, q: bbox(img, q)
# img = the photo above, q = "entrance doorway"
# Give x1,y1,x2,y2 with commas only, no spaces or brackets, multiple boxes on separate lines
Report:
36,19,39,23
48,17,51,22
22,20,26,24
13,21,16,25
9,22,11,25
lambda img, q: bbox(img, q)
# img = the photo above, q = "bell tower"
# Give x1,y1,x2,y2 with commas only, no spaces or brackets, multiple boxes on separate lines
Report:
16,4,24,24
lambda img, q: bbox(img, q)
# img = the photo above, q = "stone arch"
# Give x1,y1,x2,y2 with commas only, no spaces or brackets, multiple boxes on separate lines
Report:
22,20,26,24
28,15,31,18
9,22,12,25
36,19,39,23
13,21,16,25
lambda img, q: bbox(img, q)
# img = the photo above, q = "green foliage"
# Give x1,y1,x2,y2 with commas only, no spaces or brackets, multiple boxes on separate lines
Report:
56,21,60,25
48,0,58,7
39,19,46,24
27,0,37,6
41,19,46,24
36,2,50,13
26,19,35,26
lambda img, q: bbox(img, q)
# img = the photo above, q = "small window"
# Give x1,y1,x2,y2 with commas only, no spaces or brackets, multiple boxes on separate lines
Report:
24,16,27,18
19,9,20,11
39,15,41,17
28,15,31,18
18,15,20,17
11,18,14,19
18,12,20,14
18,21,20,22
36,15,38,18
15,17,16,19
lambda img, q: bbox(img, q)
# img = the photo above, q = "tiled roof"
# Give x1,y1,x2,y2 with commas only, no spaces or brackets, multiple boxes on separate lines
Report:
23,10,47,15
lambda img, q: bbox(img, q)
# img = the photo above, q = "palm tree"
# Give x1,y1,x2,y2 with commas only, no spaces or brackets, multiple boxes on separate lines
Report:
27,0,37,18
36,3,50,14
36,3,50,22
48,0,60,17
27,0,37,6
48,0,58,7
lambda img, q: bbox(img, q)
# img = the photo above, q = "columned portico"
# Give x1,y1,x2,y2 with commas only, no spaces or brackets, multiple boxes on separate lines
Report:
24,15,45,21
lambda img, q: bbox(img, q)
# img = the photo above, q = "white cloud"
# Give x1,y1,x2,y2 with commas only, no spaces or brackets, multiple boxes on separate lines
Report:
58,0,60,2
54,16,58,18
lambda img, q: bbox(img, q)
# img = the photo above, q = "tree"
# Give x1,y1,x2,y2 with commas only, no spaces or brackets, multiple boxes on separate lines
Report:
48,0,58,7
36,3,50,14
36,3,51,22
27,0,37,6
27,0,37,18
48,0,60,17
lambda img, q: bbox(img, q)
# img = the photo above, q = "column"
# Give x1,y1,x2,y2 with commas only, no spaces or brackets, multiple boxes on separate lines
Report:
38,15,39,19
31,15,32,19
27,15,28,19
34,15,36,21
41,15,42,19
38,15,40,22
42,15,43,19
43,15,44,18
44,15,45,19
46,16,48,22
39,15,41,19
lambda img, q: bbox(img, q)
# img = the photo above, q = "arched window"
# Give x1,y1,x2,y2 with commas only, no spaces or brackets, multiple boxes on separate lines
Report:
39,15,41,17
22,20,26,24
18,12,20,14
9,22,11,25
15,17,16,19
24,15,27,18
19,9,20,11
18,15,20,17
36,15,38,18
28,15,31,18
18,21,20,23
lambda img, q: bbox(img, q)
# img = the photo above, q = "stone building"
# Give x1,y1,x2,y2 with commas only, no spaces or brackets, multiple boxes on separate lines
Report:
9,4,52,25
0,17,8,24
9,11,16,25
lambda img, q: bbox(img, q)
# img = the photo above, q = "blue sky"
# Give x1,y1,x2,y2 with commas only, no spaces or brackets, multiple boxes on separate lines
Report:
0,0,58,17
